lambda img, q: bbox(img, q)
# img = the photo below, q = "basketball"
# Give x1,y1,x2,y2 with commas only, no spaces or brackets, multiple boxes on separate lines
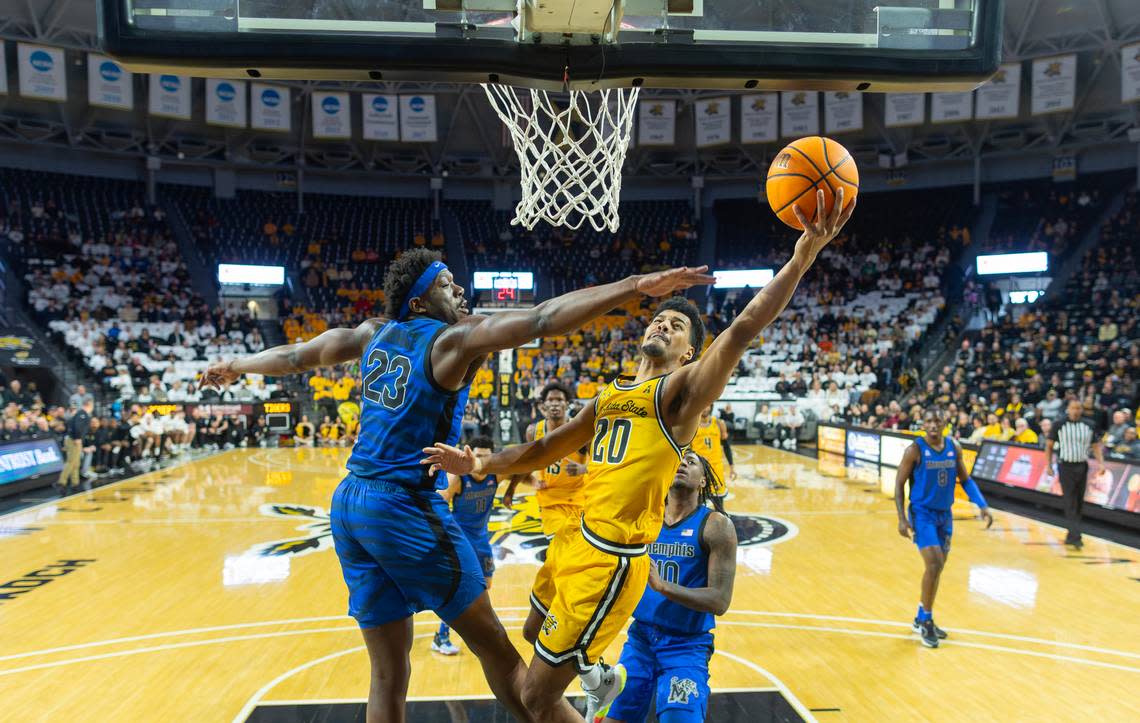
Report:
766,136,859,230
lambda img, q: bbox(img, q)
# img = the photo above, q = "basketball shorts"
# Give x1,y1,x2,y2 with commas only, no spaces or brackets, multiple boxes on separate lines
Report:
532,521,650,672
459,525,495,579
331,473,487,628
608,621,713,723
538,502,583,539
909,504,953,553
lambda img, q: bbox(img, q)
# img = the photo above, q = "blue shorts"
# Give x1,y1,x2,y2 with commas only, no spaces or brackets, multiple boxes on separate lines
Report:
331,473,487,628
607,621,713,723
910,505,952,552
459,525,495,578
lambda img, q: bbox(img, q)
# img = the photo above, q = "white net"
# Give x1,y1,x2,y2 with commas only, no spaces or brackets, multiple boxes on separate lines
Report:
482,84,640,233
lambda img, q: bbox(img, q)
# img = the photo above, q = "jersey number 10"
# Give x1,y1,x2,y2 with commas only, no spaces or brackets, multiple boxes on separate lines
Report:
363,349,412,411
592,418,633,465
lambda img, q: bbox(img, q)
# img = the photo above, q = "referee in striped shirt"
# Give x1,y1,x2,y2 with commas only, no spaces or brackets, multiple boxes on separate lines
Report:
1044,400,1104,548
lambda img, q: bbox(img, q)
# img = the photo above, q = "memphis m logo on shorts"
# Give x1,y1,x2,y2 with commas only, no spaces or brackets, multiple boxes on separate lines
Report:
668,676,700,705
541,613,559,637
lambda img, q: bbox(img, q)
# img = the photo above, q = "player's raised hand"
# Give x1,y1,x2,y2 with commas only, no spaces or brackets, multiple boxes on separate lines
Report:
792,187,856,267
201,360,241,390
635,265,716,297
421,443,481,476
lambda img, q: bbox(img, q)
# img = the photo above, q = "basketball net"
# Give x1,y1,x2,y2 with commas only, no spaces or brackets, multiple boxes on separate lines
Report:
483,83,639,233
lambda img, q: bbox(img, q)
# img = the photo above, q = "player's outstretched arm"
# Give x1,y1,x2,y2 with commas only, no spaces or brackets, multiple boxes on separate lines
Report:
895,444,918,539
646,512,738,615
433,267,715,372
423,401,596,477
670,189,855,418
201,318,385,388
952,439,993,528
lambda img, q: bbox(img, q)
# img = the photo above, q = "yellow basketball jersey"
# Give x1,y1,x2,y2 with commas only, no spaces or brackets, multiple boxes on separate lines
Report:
694,417,726,481
582,374,686,547
534,419,587,509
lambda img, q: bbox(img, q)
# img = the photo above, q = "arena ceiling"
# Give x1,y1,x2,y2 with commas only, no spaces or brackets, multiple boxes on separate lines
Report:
0,0,1137,182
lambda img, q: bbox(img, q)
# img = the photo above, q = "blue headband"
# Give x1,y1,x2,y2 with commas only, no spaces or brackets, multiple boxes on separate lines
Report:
399,261,448,319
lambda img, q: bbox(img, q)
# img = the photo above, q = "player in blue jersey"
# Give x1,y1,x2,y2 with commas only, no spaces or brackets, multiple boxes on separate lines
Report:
894,409,993,649
599,450,737,723
202,248,714,723
433,435,499,656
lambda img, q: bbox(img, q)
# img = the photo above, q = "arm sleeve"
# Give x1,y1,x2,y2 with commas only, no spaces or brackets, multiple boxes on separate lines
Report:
961,476,988,508
723,437,734,465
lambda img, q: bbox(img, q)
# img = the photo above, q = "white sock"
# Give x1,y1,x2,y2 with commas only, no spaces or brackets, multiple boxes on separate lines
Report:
579,664,603,689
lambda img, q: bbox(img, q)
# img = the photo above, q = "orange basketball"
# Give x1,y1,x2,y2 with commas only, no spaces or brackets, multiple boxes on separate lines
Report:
766,136,859,230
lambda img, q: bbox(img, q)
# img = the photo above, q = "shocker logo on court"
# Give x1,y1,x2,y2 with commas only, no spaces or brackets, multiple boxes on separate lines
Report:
729,514,797,548
247,504,333,557
668,677,700,705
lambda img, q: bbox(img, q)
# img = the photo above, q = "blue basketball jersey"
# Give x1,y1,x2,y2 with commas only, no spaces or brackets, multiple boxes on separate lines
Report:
909,436,959,511
450,473,498,535
633,505,716,635
346,318,470,489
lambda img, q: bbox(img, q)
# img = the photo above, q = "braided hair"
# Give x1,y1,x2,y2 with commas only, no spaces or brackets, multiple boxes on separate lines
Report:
672,451,727,516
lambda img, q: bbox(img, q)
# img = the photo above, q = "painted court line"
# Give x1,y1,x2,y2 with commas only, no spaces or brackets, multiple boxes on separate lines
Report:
723,610,1140,660
717,621,1140,674
0,618,528,677
715,650,818,723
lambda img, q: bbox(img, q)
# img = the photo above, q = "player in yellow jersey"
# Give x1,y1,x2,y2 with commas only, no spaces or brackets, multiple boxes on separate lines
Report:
502,381,590,642
425,188,854,722
693,404,733,501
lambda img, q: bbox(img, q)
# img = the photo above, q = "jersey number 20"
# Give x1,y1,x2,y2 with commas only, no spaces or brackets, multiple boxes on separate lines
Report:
363,349,411,411
592,418,632,464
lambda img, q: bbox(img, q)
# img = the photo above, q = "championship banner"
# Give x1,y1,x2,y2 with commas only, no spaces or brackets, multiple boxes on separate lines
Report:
1031,54,1076,115
148,74,191,119
312,91,351,139
823,91,863,134
250,83,291,132
739,93,778,143
205,78,247,128
930,92,973,123
87,54,133,110
780,91,819,137
0,329,45,367
884,93,925,127
399,94,438,142
0,41,9,95
17,44,66,102
362,93,399,141
975,63,1021,119
694,97,731,147
637,98,676,146
1122,43,1140,103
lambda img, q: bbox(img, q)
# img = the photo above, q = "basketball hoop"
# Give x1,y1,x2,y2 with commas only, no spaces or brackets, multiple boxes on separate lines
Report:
483,83,640,233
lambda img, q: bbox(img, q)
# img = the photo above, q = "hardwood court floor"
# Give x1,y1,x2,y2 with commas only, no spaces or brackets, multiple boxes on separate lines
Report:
1,445,1138,722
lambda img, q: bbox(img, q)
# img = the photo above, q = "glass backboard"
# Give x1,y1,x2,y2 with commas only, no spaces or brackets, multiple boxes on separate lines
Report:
101,0,1002,90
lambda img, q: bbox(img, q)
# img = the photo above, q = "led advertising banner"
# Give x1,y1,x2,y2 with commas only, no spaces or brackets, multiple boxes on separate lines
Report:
0,438,64,487
879,434,913,468
818,425,847,455
846,430,880,464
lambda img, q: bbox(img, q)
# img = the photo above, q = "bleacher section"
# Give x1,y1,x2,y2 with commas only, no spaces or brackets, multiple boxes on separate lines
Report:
456,200,700,296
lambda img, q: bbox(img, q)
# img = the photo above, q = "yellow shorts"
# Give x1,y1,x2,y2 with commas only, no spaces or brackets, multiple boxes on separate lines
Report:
539,503,583,539
531,522,649,671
